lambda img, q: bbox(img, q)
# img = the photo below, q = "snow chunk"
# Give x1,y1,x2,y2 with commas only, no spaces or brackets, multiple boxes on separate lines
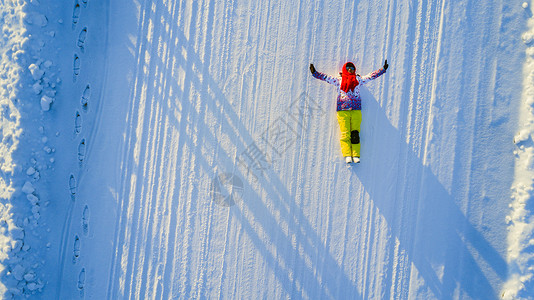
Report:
522,31,534,45
31,206,40,220
22,182,34,194
40,95,53,111
11,227,24,240
26,167,36,176
12,265,25,281
28,64,44,81
515,129,531,144
11,240,22,253
26,13,48,27
27,194,39,206
24,272,35,282
523,2,529,9
27,281,44,291
32,81,43,95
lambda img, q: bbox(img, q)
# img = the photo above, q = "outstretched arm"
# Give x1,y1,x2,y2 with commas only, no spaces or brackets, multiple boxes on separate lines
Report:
310,64,340,87
360,60,388,84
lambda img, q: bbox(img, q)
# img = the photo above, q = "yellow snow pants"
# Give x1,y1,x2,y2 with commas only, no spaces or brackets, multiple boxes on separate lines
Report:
336,110,362,157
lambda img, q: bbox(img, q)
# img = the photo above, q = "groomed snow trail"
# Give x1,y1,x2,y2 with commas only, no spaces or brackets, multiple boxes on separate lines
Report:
45,0,525,299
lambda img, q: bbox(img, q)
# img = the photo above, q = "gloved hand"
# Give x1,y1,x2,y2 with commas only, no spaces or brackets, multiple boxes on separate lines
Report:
310,64,316,74
383,60,389,70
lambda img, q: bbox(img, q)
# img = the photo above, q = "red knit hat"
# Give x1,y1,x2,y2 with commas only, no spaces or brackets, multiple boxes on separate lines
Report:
340,62,358,93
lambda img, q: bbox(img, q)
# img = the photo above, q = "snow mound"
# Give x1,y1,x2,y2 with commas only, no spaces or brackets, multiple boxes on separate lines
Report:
0,0,58,297
502,2,534,299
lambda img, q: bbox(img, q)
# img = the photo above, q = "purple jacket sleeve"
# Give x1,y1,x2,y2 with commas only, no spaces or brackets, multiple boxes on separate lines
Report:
312,71,340,87
359,68,386,84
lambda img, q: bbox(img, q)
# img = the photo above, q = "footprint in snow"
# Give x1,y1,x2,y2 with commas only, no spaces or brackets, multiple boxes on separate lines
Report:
78,138,86,163
81,0,88,8
73,54,80,82
72,235,80,264
69,174,77,197
72,0,81,30
78,267,85,297
77,27,87,53
81,84,90,111
82,205,89,236
75,110,82,134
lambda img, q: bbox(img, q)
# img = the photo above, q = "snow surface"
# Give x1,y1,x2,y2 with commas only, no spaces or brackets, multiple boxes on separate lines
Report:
0,0,531,299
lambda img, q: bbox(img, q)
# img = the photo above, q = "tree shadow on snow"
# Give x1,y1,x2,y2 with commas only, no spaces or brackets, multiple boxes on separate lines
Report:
110,1,363,299
166,30,363,300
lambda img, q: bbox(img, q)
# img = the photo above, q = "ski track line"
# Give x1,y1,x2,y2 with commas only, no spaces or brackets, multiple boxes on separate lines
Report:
189,4,210,298
163,8,195,295
171,3,196,297
373,0,418,297
124,12,154,295
156,121,179,300
177,2,202,297
56,195,76,297
373,0,398,296
130,4,169,298
413,3,462,297
150,2,182,298
192,1,220,298
320,169,336,299
405,0,450,297
449,3,483,298
160,0,192,297
146,86,169,299
271,3,310,298
186,1,222,297
145,48,168,300
102,0,151,297
423,0,446,167
399,0,433,296
131,5,168,299
151,2,179,296
137,83,164,298
135,4,171,297
463,0,509,286
107,0,153,297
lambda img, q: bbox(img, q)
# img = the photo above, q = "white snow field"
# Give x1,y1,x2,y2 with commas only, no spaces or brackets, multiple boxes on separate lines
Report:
0,0,532,299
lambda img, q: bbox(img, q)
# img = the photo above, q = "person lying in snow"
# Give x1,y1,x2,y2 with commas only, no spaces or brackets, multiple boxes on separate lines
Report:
310,60,388,164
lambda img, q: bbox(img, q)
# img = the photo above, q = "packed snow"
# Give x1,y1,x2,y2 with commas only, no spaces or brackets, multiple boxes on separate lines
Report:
0,0,531,299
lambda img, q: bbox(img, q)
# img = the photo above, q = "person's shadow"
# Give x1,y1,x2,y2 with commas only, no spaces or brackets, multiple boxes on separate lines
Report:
348,87,507,299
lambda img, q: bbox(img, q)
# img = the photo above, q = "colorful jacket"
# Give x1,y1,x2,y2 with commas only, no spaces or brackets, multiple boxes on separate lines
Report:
312,67,386,111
